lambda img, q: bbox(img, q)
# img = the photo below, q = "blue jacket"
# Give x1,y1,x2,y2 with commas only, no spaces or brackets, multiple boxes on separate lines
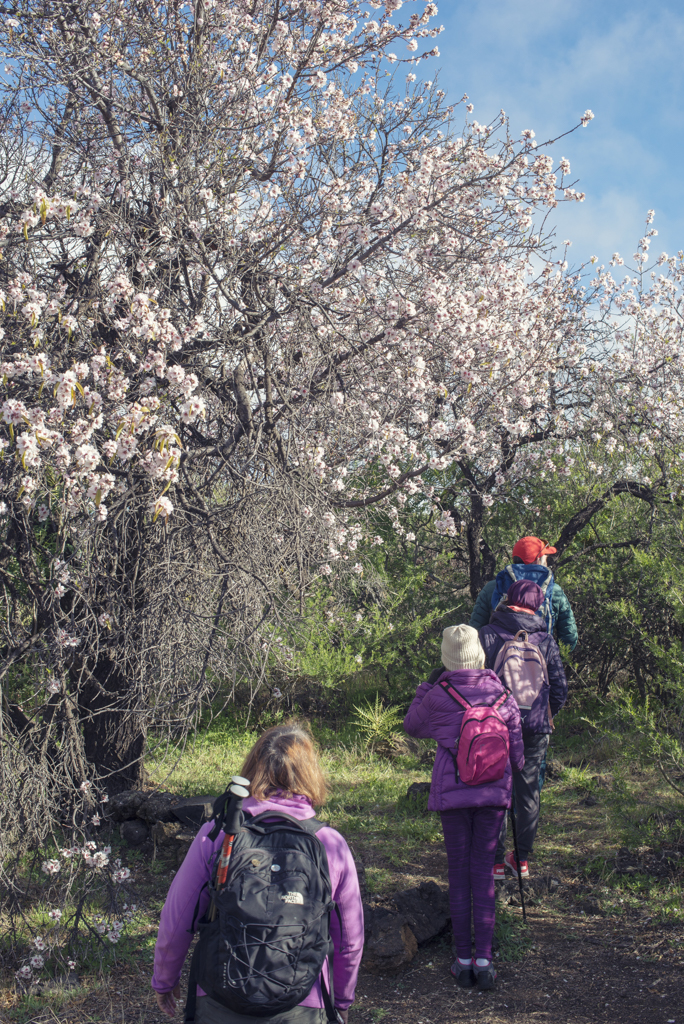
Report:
479,608,568,735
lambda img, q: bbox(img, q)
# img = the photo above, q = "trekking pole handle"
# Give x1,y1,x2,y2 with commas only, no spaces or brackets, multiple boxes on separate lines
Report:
229,784,250,799
231,776,251,788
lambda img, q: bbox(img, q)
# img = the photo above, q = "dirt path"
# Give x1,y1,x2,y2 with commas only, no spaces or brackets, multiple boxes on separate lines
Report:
13,873,682,1024
15,906,681,1024
354,905,683,1024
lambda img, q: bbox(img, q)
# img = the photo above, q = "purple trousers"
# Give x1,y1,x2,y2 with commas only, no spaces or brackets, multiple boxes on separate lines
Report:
440,806,506,960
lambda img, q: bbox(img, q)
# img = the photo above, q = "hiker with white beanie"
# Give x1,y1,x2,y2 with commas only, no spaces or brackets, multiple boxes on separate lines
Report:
404,625,524,991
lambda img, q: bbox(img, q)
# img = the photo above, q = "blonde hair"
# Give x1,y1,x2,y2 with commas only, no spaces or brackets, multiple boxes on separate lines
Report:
240,722,328,806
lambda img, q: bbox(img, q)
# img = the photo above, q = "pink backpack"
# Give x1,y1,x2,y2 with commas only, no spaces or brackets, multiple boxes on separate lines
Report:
438,678,510,786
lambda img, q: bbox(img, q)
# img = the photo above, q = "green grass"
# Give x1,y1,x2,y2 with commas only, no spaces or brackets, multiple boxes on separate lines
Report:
493,903,532,962
146,720,255,794
147,721,440,865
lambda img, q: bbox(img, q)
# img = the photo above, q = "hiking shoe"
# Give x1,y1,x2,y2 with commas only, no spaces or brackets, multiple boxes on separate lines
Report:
493,862,505,879
472,959,497,991
450,959,476,989
504,851,529,878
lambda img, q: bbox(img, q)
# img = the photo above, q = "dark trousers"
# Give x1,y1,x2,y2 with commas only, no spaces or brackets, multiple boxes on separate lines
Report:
441,806,506,960
195,997,327,1023
496,733,550,863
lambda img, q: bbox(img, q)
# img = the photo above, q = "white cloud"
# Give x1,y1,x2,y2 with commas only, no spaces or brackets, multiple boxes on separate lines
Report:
434,0,684,265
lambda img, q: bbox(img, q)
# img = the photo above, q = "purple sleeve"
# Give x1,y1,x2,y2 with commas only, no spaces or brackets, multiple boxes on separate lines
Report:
319,827,364,1010
479,626,502,670
151,823,218,993
503,696,525,772
403,680,435,738
544,639,568,717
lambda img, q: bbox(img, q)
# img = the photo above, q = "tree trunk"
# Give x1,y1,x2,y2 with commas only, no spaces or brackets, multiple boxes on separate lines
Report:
633,656,648,702
465,491,496,600
78,657,147,794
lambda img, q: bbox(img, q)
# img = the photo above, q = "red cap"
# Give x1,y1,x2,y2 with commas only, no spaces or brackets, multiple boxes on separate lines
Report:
512,536,557,564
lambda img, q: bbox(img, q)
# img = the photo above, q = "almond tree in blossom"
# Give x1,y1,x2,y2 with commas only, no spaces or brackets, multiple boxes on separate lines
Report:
1,0,678,850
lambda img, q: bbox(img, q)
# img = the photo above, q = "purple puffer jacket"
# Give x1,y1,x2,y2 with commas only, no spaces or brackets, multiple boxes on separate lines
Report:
404,669,525,811
151,792,364,1011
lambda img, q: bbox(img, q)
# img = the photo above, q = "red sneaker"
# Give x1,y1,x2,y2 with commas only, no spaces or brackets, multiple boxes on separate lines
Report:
493,862,505,879
504,850,529,878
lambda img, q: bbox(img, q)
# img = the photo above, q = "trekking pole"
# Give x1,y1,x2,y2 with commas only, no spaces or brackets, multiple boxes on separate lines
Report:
509,806,527,924
208,777,250,921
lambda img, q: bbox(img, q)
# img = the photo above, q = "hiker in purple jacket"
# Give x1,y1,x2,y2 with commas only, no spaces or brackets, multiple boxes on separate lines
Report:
479,579,568,881
404,624,524,991
151,724,364,1023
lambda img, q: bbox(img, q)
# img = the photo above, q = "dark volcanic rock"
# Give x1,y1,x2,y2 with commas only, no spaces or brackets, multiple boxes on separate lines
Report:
108,789,181,825
389,735,421,757
362,905,418,973
151,819,182,854
393,880,450,944
109,790,146,822
138,791,181,824
405,782,431,801
120,819,149,847
170,794,218,828
362,881,450,972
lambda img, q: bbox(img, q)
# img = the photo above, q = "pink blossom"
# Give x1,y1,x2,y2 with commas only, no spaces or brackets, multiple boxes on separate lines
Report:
2,398,28,424
152,495,173,519
57,630,80,648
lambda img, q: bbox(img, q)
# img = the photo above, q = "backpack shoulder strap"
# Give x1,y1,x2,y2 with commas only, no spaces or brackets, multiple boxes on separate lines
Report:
294,816,328,834
438,678,471,710
492,691,509,711
538,567,553,596
506,564,517,582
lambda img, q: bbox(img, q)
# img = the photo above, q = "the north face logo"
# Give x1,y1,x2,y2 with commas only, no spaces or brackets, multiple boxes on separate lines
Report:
280,891,304,904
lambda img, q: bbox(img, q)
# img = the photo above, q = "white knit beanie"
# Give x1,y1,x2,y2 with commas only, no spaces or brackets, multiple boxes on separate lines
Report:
441,624,485,672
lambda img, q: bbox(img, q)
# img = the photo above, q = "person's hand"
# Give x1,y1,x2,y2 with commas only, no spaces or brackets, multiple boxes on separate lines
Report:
155,984,181,1018
335,1010,349,1023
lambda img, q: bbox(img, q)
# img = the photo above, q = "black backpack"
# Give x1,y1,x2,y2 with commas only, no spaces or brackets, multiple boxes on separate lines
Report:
185,810,340,1023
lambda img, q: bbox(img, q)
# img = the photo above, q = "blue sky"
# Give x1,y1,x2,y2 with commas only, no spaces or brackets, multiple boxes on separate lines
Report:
430,0,684,271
